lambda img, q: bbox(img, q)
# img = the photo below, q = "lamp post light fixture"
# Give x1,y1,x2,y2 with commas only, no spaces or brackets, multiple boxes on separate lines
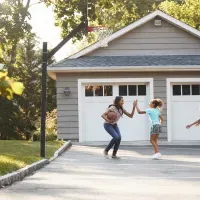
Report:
64,87,71,96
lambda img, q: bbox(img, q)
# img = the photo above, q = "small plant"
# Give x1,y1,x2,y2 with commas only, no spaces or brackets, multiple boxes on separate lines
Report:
33,109,57,141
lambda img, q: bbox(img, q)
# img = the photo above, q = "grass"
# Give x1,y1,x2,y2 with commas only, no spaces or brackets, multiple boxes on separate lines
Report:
0,140,65,176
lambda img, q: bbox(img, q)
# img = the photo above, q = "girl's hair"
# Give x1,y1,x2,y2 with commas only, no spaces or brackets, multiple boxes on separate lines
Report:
150,98,163,108
156,99,163,108
108,96,124,116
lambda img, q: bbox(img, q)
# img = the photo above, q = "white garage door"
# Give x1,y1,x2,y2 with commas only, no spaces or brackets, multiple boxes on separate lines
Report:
171,84,200,140
80,82,151,142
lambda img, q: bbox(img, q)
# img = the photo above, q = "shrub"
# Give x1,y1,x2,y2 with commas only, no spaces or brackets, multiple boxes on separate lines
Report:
32,131,57,141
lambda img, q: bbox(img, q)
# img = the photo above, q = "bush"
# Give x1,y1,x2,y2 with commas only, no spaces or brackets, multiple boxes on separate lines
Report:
32,131,57,141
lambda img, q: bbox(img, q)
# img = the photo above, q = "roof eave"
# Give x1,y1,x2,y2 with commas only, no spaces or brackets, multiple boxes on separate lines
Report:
48,65,200,80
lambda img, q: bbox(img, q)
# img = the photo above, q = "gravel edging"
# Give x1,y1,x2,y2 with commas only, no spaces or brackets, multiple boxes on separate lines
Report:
49,140,72,162
0,140,72,188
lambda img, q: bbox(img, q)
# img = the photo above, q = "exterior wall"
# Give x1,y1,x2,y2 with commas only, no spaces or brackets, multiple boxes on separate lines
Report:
88,18,200,56
56,71,200,142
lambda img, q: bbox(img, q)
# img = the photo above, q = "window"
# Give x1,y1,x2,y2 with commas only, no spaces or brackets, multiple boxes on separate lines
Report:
192,85,200,95
182,85,190,95
85,86,94,96
104,85,113,96
95,86,103,96
138,85,146,96
119,85,127,96
128,85,137,96
85,85,113,97
173,85,181,96
118,85,146,96
173,84,200,96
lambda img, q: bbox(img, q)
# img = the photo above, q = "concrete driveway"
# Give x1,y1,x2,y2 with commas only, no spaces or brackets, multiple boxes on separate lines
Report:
1,145,200,200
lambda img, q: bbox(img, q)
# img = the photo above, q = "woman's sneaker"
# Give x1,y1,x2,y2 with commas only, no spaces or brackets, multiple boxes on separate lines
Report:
152,152,162,160
112,155,121,159
103,150,108,158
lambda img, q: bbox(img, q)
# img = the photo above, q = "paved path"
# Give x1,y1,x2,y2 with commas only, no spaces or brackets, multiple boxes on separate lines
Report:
1,145,200,200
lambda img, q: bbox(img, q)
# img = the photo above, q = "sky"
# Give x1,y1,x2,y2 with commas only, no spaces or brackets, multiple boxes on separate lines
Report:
28,0,76,61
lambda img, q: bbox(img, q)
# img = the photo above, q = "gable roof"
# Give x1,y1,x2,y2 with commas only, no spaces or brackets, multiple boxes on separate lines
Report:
69,10,200,59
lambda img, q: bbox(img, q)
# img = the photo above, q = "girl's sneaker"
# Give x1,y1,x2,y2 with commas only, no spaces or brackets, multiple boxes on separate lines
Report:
152,152,162,160
103,150,109,158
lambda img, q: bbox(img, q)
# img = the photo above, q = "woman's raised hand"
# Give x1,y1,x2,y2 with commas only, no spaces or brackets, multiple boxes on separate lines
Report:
133,100,138,107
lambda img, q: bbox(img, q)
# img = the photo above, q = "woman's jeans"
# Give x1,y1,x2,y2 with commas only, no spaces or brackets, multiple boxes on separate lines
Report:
104,123,121,154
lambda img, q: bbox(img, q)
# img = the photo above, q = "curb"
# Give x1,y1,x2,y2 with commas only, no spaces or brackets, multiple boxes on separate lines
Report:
49,140,72,162
0,140,72,188
0,159,49,188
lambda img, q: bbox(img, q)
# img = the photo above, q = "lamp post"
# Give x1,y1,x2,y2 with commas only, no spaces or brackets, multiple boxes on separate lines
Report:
40,42,48,157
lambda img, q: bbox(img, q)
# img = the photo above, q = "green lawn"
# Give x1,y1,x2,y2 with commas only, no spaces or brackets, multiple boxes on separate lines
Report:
0,140,64,176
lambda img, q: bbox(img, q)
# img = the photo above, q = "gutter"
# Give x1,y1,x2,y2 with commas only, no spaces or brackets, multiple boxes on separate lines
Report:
47,65,200,80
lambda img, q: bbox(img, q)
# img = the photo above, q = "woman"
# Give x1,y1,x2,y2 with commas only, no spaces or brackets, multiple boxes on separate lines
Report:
101,96,137,159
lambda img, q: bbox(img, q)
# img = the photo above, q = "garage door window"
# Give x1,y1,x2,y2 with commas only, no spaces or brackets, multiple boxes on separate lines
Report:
182,85,190,95
104,85,113,96
85,86,94,96
119,85,146,96
173,84,200,96
192,85,200,95
85,85,113,97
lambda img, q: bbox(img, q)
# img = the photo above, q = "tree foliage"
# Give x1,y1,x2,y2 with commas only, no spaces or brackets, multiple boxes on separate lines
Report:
0,71,24,100
44,0,166,41
0,0,56,140
159,0,200,30
0,0,32,71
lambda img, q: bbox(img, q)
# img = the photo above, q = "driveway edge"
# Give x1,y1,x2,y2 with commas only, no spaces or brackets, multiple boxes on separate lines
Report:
49,140,72,162
0,140,72,188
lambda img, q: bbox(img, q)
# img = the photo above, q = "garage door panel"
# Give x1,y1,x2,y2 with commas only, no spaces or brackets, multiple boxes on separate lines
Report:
171,83,200,141
81,83,150,142
172,102,200,140
118,101,150,141
82,102,111,141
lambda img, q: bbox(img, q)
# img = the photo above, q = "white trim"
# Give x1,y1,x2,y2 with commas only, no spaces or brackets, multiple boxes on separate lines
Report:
166,78,200,141
78,78,154,142
69,10,200,59
78,79,82,142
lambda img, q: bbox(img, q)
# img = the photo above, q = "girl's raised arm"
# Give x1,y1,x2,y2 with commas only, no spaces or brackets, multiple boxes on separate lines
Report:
136,104,146,114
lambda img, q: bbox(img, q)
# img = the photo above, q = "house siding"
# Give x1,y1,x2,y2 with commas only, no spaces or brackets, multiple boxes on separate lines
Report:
88,18,200,56
56,72,200,142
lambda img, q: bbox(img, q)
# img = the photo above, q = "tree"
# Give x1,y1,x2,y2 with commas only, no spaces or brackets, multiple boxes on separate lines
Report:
0,71,24,100
0,0,32,75
158,0,200,30
12,34,56,139
44,0,166,42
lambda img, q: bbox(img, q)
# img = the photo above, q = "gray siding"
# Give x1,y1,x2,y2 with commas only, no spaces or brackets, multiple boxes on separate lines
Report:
56,72,200,142
88,18,200,56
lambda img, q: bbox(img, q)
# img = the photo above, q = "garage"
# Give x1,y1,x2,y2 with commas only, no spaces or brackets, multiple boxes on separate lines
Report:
168,79,200,141
78,78,153,142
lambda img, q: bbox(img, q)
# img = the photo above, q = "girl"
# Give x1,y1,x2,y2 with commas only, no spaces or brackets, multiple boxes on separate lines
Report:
186,119,200,129
101,96,137,159
136,99,164,159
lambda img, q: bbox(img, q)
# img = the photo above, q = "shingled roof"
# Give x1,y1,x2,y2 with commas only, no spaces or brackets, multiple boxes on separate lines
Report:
49,55,200,68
